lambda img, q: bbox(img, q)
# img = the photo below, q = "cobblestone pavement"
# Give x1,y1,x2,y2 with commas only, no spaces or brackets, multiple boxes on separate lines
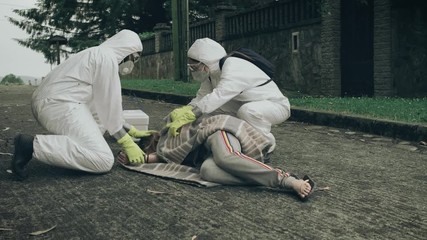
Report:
0,85,426,239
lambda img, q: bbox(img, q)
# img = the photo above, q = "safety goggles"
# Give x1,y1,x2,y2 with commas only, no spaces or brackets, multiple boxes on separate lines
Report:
121,52,141,64
187,61,203,72
131,52,141,63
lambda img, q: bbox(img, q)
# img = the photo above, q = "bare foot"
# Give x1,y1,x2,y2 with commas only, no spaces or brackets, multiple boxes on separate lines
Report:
291,179,312,199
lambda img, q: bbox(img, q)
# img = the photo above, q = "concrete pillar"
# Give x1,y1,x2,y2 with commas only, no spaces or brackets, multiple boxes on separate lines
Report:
373,0,394,96
153,23,171,53
320,0,341,96
214,3,236,41
172,0,189,81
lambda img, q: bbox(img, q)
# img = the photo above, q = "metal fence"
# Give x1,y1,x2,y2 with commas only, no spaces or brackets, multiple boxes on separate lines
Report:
160,32,173,52
141,37,155,55
226,0,321,38
189,20,216,44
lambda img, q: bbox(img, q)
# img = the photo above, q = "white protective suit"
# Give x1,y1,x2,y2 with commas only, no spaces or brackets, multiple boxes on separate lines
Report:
31,29,142,173
188,38,290,152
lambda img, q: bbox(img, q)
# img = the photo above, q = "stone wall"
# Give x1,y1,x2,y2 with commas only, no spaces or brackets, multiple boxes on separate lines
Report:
132,0,426,97
222,25,322,95
134,0,323,95
124,51,174,80
133,24,323,90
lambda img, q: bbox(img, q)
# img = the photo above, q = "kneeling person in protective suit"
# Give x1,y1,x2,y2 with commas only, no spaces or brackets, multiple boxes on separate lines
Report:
11,29,149,180
171,38,291,154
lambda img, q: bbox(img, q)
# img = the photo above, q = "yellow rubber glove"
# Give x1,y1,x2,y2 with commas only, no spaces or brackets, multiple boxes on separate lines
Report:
117,134,146,164
166,118,194,136
166,106,196,137
169,106,195,122
128,126,158,138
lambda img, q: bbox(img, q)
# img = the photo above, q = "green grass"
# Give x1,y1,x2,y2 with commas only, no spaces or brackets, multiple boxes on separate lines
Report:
121,79,427,125
121,79,200,96
290,96,427,125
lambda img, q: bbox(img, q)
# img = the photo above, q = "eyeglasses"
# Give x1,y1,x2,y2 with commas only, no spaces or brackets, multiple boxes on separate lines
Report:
188,62,203,72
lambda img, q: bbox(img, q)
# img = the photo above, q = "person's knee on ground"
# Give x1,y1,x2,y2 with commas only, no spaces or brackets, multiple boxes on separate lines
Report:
51,146,114,173
31,101,115,174
13,134,115,178
91,151,114,173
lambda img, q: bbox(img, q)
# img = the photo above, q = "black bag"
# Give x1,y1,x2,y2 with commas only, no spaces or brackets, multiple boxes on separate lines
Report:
219,47,275,80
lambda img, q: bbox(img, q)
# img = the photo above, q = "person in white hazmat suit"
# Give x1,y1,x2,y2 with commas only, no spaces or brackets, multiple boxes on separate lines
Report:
11,29,151,180
167,38,290,154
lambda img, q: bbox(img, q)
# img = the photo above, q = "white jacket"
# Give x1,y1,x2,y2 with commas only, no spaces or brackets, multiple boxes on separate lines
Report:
32,29,142,136
188,38,289,115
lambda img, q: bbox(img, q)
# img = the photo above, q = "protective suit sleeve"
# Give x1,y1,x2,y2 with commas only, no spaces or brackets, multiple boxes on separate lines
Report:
194,57,270,114
112,127,128,140
188,79,213,107
193,72,244,113
92,52,125,136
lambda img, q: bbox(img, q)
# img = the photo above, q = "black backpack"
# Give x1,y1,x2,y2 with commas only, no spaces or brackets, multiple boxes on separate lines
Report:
219,48,275,87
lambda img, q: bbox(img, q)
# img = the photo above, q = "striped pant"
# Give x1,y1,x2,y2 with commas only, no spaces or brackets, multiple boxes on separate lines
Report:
199,130,289,188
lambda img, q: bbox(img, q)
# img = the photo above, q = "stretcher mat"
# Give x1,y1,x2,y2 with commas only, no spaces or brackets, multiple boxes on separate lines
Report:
119,160,220,187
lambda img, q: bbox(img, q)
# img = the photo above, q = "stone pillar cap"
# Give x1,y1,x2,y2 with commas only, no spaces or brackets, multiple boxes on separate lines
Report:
215,4,236,12
153,23,171,32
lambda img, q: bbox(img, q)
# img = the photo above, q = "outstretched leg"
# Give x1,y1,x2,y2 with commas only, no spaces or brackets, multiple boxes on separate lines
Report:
206,130,314,199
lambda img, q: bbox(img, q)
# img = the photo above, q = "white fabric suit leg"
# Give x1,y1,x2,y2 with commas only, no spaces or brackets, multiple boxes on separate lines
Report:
205,130,287,188
236,100,290,152
32,99,114,173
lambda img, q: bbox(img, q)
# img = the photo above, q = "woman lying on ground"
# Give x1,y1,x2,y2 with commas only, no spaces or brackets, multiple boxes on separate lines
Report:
118,114,315,201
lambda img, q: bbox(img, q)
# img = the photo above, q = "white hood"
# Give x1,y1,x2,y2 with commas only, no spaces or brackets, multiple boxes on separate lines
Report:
100,29,143,64
32,29,143,136
188,38,227,71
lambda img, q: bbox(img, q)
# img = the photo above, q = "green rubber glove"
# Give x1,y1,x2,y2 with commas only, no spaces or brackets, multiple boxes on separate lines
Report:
128,126,158,138
117,134,146,164
166,108,196,137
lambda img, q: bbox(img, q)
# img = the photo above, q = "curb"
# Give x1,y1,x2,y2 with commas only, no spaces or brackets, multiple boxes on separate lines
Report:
290,108,427,142
122,88,427,142
122,88,192,105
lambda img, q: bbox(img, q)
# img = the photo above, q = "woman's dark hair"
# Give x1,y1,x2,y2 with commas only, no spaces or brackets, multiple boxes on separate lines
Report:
137,132,160,155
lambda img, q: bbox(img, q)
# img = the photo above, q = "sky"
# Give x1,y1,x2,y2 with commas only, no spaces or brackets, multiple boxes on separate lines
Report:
0,0,51,80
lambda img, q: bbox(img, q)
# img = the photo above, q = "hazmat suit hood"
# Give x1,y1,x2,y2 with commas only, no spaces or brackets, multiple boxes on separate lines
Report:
188,38,227,72
100,29,143,64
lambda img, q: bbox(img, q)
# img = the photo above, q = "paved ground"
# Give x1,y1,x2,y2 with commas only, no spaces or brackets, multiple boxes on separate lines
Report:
0,85,426,239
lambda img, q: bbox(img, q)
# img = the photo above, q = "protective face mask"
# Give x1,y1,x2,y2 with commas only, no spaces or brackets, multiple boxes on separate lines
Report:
191,70,209,82
119,60,134,75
